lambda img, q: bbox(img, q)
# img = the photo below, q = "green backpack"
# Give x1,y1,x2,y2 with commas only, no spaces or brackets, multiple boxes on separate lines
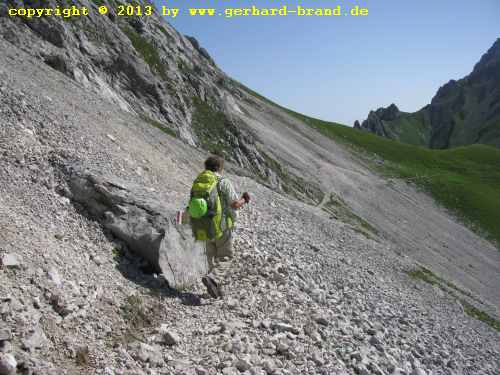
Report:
188,170,230,241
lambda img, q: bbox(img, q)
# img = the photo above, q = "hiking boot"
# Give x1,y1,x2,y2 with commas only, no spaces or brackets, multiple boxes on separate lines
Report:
202,276,220,299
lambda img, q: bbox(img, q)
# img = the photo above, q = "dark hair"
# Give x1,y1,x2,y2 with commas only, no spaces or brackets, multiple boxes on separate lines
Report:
204,156,224,172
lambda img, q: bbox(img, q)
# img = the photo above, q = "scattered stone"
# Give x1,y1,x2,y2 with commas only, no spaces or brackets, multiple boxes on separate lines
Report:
131,343,164,366
21,326,48,352
92,255,103,266
313,315,329,326
1,254,21,268
0,353,16,375
234,358,252,372
271,322,300,335
411,368,427,375
75,346,89,366
226,297,238,309
160,327,180,346
0,330,11,343
49,293,71,317
311,350,324,366
221,367,239,375
48,267,62,286
195,367,209,375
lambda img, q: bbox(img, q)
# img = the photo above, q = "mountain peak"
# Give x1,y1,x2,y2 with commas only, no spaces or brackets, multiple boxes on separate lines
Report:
473,38,500,73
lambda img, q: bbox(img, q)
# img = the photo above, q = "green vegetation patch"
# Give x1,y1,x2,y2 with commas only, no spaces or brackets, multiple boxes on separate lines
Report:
384,111,431,146
461,300,500,331
408,267,476,300
322,192,378,238
191,97,233,157
408,267,439,286
260,150,323,205
120,24,167,79
240,83,500,246
408,267,500,331
120,295,150,329
141,115,177,138
117,294,154,343
305,122,500,246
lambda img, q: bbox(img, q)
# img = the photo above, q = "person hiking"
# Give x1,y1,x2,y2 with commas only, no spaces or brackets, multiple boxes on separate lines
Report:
187,156,250,298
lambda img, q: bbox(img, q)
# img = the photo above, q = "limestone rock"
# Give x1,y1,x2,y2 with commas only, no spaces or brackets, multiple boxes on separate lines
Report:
1,254,21,268
0,353,16,375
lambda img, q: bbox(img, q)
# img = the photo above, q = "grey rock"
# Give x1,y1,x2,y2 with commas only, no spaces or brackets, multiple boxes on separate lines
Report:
261,359,277,374
234,358,252,372
131,342,164,366
369,335,383,347
43,53,74,77
271,322,300,335
358,105,400,137
0,353,16,375
22,326,48,351
0,330,11,343
160,327,180,346
69,169,207,288
226,297,238,309
49,293,72,317
25,18,68,48
221,367,239,375
194,366,209,375
47,267,62,286
391,368,406,375
313,315,329,326
1,254,21,268
311,350,324,366
195,367,209,375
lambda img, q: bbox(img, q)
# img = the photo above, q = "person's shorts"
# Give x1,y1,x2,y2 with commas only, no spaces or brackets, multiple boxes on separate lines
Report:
206,230,233,259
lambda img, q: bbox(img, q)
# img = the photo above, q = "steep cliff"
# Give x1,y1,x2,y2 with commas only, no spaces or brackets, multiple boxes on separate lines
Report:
357,39,500,149
0,0,321,202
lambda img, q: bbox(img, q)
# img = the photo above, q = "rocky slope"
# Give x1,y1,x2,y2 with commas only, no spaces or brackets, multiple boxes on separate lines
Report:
356,39,500,149
0,0,313,201
1,2,500,375
1,43,500,373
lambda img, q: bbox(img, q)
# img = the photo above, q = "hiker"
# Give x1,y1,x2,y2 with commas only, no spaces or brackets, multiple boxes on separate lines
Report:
187,156,250,298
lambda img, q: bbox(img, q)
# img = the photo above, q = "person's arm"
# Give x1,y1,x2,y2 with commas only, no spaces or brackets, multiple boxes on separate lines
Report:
231,192,250,210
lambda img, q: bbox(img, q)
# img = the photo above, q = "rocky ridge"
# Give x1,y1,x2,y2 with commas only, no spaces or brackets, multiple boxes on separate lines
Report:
356,39,500,149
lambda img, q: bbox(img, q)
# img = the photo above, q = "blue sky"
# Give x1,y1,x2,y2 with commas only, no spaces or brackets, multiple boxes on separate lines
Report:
154,0,500,126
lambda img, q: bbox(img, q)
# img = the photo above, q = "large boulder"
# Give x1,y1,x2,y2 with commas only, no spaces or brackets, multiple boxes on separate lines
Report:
68,168,207,288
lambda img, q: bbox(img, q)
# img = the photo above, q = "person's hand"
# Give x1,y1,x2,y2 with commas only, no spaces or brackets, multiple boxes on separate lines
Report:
242,192,250,204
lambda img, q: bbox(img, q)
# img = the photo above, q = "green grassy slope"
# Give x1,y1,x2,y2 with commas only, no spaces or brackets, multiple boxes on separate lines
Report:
240,85,500,246
384,111,431,146
299,114,500,247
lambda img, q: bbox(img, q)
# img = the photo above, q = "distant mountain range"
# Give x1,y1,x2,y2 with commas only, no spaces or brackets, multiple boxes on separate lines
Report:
355,39,500,149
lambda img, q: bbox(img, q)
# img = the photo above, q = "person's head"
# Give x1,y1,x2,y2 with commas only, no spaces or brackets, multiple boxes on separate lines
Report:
204,155,224,173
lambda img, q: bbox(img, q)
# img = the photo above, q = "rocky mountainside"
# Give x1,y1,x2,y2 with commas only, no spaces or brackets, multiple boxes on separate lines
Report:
1,1,500,374
0,0,316,202
355,39,500,149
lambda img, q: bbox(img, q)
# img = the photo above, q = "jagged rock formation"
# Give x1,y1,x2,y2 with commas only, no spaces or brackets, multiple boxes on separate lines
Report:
356,39,500,148
357,104,401,137
69,168,207,288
